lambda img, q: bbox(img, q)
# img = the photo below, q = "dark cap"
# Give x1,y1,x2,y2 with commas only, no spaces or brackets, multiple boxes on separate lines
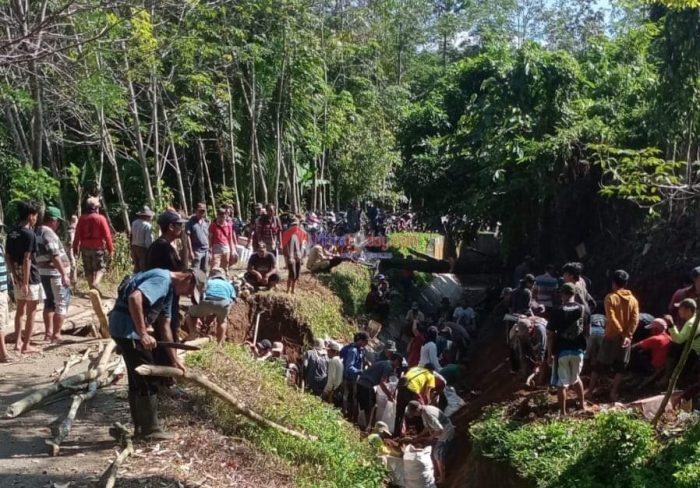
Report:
354,331,370,342
613,269,630,283
692,266,700,279
157,210,187,227
524,274,535,283
257,339,272,350
675,298,697,311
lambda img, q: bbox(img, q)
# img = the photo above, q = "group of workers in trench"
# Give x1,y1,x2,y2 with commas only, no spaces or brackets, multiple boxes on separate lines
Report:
505,259,700,416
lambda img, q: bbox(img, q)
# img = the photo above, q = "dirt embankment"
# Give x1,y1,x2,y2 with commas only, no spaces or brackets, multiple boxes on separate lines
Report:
446,314,527,488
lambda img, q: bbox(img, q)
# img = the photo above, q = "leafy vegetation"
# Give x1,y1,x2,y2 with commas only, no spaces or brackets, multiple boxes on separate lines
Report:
186,344,385,488
319,262,373,317
470,407,700,488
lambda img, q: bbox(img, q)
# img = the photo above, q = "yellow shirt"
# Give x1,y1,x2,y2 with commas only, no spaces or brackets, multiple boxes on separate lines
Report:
404,366,436,395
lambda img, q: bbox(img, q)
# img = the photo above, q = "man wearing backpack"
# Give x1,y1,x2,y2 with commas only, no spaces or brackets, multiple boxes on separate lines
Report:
547,283,589,415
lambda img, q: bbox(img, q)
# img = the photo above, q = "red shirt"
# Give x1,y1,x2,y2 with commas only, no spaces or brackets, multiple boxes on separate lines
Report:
637,333,672,369
209,221,234,248
281,225,308,260
406,332,425,367
73,212,113,253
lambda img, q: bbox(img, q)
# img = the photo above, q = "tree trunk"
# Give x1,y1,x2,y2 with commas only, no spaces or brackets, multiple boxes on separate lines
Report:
198,138,216,211
226,76,243,218
162,107,189,215
123,48,156,208
98,108,130,232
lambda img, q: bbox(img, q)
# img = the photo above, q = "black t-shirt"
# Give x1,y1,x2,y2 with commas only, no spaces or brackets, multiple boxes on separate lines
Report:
547,302,588,353
145,238,184,271
249,252,276,274
6,226,40,285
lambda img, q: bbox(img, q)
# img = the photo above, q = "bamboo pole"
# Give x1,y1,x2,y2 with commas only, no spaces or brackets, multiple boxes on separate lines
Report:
135,365,317,442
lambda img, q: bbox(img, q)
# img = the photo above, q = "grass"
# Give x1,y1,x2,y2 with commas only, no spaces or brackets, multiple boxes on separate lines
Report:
470,407,700,488
186,344,386,488
319,262,373,316
388,231,440,257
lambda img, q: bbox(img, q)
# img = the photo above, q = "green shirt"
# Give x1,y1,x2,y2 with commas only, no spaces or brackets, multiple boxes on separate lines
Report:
670,316,700,354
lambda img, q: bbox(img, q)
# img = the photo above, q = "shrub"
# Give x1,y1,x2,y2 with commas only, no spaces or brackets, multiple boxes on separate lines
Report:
470,408,658,488
186,345,386,488
319,262,373,316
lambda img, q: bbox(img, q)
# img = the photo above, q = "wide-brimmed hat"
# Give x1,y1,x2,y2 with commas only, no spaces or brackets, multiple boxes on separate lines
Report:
137,206,154,217
383,340,397,353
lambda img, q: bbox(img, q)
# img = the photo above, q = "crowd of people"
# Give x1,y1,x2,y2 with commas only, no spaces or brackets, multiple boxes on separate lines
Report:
505,259,700,415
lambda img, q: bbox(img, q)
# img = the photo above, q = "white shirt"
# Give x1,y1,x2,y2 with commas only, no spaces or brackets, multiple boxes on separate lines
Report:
324,356,344,393
419,342,441,369
131,218,153,248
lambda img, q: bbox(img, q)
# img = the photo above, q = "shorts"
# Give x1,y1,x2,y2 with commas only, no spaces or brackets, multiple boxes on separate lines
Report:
188,299,232,322
285,258,302,280
553,351,584,388
14,283,43,302
586,333,604,364
41,275,72,316
0,290,8,332
212,244,230,256
597,336,631,373
82,248,106,274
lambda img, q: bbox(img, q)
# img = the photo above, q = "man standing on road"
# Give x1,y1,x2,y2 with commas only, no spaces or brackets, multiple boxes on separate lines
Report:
547,283,588,415
588,269,639,401
186,203,209,271
6,201,42,354
109,267,200,439
0,222,10,362
130,206,154,273
73,197,113,291
37,207,72,344
282,217,308,294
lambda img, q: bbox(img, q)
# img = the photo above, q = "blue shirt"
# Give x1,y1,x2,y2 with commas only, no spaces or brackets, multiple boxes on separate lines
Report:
205,277,236,301
186,217,209,252
109,269,173,339
341,344,365,381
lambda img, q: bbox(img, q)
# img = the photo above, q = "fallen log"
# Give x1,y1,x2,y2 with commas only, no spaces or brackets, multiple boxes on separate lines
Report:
135,364,317,442
55,347,92,383
47,378,103,456
99,422,133,488
87,289,110,338
6,341,116,418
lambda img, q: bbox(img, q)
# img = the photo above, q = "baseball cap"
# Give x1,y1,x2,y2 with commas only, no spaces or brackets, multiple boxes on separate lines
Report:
645,318,668,332
692,266,700,279
373,421,391,436
271,341,284,353
157,210,187,226
45,206,63,221
675,298,697,310
209,267,226,280
257,339,272,350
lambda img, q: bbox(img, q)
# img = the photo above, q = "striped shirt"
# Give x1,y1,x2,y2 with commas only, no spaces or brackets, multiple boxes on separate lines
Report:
36,226,71,277
0,245,7,292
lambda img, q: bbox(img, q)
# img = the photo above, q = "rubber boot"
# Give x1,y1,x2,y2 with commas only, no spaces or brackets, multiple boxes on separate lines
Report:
128,391,141,437
137,394,175,440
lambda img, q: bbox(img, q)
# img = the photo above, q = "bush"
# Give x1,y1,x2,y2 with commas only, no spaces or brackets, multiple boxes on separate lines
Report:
186,345,386,488
319,262,372,316
470,408,658,488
